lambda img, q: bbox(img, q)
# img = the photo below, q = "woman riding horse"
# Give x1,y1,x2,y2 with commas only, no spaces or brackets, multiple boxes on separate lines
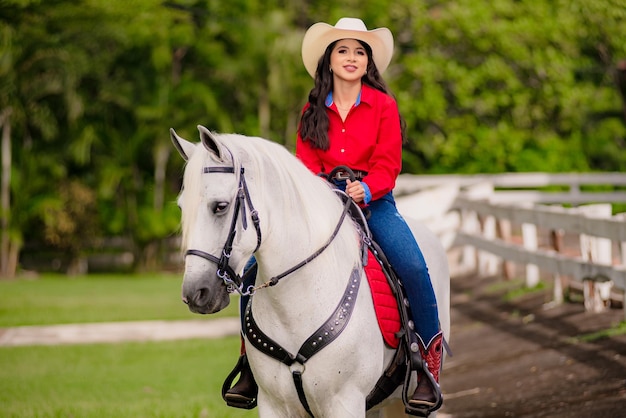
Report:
226,17,444,413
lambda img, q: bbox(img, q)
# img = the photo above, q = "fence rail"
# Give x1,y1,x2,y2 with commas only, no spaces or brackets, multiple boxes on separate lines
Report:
396,172,626,319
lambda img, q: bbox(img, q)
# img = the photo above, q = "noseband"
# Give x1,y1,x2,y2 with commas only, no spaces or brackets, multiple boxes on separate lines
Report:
184,159,354,297
185,165,262,295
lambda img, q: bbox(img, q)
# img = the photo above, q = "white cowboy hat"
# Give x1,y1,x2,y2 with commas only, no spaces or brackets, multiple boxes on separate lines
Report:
301,17,394,78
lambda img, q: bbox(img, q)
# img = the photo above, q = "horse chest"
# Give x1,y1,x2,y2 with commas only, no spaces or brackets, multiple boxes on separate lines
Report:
245,268,362,366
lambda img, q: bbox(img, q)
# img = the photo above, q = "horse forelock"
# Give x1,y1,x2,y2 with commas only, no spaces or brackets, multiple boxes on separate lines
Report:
179,143,204,252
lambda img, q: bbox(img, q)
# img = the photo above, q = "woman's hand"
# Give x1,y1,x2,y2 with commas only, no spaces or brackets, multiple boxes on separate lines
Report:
346,179,365,203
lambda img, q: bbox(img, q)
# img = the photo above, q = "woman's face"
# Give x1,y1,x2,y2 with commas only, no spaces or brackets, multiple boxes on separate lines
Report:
329,38,368,82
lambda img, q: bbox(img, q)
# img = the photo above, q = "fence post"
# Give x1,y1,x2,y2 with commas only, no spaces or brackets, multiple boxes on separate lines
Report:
459,208,479,274
614,213,626,320
578,204,613,313
459,182,494,276
522,223,540,287
498,219,515,279
479,214,499,277
550,229,565,304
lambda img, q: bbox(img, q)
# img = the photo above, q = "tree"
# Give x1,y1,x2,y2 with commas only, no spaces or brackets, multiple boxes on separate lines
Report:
388,0,626,174
0,0,90,276
2,0,626,275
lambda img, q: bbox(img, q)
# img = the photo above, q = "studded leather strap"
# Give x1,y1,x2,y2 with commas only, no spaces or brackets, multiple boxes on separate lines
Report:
244,267,361,366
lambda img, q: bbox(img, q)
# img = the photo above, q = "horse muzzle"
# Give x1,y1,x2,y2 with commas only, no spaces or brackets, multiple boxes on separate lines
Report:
181,273,231,314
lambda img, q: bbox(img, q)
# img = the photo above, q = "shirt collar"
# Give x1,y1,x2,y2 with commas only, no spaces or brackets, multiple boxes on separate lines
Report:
325,84,378,108
325,89,363,108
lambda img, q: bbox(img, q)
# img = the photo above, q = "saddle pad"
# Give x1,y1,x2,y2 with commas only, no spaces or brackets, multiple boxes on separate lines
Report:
364,249,400,348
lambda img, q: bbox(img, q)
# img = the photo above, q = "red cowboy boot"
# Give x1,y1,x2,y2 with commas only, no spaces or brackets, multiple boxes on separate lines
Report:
409,331,444,411
222,337,258,409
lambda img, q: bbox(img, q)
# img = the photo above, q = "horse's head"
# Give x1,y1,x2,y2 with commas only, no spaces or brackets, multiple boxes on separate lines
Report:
171,125,261,314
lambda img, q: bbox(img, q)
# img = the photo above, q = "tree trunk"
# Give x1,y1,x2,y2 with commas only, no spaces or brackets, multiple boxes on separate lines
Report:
616,60,626,124
258,84,270,139
153,142,170,211
66,256,88,276
1,107,13,278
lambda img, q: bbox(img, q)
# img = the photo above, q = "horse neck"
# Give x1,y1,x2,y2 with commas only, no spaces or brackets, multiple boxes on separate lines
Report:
256,204,359,283
251,196,361,341
251,160,358,288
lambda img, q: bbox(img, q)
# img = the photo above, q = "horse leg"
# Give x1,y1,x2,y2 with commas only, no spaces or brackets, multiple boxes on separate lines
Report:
319,391,367,418
370,400,443,418
257,388,309,418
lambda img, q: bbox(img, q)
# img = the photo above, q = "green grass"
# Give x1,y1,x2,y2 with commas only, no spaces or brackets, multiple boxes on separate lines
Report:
0,273,252,417
482,277,547,302
0,336,256,418
484,278,525,294
0,273,241,327
572,321,626,343
502,281,546,302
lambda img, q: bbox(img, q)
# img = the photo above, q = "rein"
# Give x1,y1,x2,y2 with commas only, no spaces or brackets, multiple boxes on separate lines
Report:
185,161,354,297
248,195,353,293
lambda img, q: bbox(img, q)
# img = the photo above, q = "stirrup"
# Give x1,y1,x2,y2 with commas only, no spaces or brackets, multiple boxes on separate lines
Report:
403,332,444,416
407,369,442,415
221,354,258,409
404,371,442,417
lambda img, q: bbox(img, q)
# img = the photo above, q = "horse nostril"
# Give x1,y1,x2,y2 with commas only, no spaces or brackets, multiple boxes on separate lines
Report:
198,287,208,302
182,286,213,312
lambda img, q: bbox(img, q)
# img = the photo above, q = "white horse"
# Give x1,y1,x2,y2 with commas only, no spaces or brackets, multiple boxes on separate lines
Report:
171,125,450,418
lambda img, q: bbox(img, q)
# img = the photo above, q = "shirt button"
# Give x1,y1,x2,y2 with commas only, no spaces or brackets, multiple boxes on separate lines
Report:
342,128,345,132
340,149,345,153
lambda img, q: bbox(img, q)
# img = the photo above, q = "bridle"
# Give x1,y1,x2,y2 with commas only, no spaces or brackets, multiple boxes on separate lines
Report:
184,159,353,297
185,164,261,295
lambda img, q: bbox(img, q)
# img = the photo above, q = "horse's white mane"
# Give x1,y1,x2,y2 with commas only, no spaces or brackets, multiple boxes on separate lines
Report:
180,132,356,264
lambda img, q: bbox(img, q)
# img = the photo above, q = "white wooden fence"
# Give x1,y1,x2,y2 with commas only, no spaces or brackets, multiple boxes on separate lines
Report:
395,172,626,319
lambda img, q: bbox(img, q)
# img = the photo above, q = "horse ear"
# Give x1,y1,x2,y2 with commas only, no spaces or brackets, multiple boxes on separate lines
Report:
170,128,196,161
197,125,227,161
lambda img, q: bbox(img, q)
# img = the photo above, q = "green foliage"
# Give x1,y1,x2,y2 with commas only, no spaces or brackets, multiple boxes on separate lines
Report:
1,0,625,272
41,180,99,255
393,0,626,173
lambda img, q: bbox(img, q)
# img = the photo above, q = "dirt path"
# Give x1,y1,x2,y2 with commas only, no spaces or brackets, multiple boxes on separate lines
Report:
440,273,626,418
0,317,239,346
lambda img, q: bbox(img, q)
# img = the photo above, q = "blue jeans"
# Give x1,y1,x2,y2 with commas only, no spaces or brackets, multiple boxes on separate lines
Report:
367,192,440,342
240,258,256,322
239,190,440,343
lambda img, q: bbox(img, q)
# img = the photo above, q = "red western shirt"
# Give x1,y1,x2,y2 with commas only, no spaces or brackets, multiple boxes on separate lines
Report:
296,84,402,202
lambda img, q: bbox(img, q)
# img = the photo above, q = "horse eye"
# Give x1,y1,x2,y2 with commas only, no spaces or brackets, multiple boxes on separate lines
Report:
212,201,229,214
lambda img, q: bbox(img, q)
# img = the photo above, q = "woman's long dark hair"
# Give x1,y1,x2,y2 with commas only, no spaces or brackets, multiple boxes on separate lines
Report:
299,39,407,150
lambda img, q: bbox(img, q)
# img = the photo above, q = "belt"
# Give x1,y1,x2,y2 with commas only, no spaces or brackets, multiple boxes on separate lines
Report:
332,170,368,181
